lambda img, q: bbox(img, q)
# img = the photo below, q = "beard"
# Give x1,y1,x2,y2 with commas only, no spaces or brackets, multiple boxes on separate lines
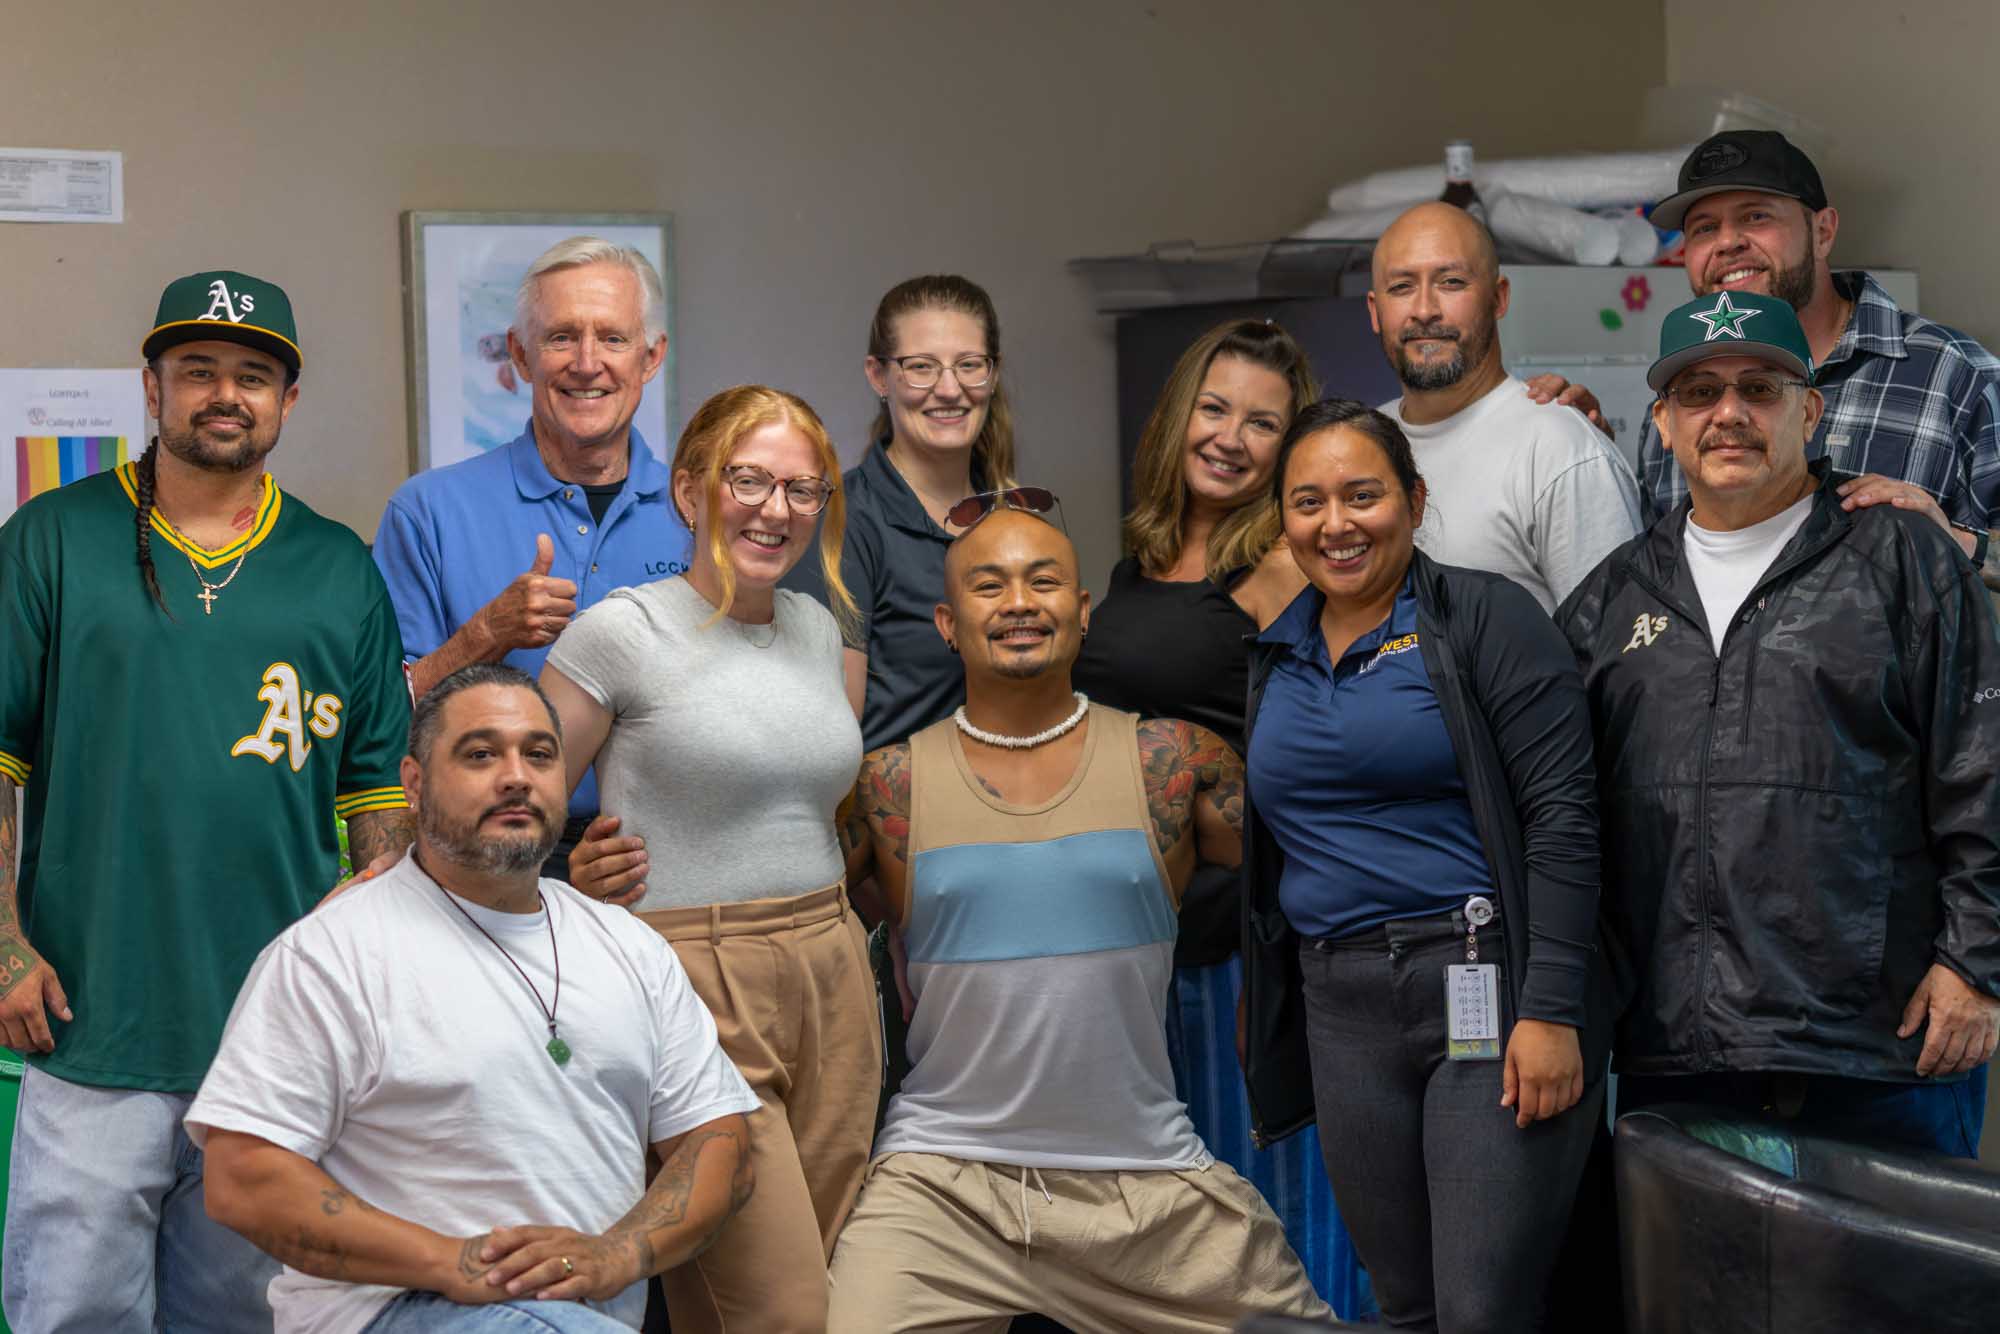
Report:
1699,233,1818,311
1390,313,1497,391
419,796,560,876
158,408,280,473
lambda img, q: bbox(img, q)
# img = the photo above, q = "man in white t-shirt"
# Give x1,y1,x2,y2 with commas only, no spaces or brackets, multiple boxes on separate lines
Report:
187,663,760,1334
1371,201,1644,613
1558,290,2000,1157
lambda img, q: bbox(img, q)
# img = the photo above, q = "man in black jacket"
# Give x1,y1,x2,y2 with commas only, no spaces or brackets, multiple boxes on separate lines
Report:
1558,290,2000,1156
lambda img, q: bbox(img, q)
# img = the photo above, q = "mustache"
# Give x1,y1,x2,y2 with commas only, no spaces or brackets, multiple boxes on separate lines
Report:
194,407,254,426
481,799,552,825
1400,319,1461,343
986,615,1055,637
1699,426,1768,453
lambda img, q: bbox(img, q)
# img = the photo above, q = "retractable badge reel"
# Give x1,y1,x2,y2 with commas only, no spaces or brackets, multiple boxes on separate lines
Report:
1446,895,1502,1060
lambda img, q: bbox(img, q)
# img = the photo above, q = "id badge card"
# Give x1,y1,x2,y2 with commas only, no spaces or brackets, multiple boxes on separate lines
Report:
1445,964,1502,1060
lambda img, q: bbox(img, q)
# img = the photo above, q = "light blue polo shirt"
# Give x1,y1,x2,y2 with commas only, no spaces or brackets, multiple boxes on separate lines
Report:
372,423,693,819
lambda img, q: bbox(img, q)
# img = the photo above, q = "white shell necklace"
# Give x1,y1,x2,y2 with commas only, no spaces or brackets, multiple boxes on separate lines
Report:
954,692,1089,750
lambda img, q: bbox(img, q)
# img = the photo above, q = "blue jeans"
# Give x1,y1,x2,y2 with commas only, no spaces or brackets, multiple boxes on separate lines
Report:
363,1291,631,1331
1618,1067,1985,1159
2,1064,280,1333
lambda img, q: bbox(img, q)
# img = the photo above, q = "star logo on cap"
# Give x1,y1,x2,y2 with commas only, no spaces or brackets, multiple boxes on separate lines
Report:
1690,291,1760,341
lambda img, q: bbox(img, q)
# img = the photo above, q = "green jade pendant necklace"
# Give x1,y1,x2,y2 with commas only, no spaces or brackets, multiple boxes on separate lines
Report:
436,880,572,1066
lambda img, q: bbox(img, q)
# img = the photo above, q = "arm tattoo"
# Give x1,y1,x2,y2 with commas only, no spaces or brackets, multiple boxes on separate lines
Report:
1136,720,1242,850
610,1121,753,1275
248,1223,353,1281
346,808,416,870
0,785,46,1002
455,1232,492,1281
855,745,912,868
318,1186,376,1216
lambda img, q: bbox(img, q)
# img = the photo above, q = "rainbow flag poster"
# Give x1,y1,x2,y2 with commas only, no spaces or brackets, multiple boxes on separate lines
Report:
15,436,128,505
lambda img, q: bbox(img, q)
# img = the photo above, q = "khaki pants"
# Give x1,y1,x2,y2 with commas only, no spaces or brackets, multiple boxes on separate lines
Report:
827,1151,1332,1333
641,885,883,1334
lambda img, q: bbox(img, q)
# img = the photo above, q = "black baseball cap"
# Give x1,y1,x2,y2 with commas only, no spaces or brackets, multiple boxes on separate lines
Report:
1651,130,1828,232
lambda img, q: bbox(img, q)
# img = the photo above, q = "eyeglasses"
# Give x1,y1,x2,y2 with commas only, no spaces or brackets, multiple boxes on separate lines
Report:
1661,374,1808,411
883,354,998,390
724,465,835,516
945,486,1062,531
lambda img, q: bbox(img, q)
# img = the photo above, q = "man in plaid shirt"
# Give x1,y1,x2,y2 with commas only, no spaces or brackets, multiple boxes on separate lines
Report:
1640,131,2000,591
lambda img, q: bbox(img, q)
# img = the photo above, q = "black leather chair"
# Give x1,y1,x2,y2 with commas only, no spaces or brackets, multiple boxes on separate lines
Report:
1616,1105,2000,1332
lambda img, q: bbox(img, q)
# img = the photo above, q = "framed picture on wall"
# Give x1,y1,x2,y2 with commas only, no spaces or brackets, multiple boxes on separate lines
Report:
400,210,676,473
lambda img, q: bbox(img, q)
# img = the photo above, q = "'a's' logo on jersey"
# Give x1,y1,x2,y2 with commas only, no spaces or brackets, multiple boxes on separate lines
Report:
201,279,256,324
1622,613,1669,653
232,663,343,771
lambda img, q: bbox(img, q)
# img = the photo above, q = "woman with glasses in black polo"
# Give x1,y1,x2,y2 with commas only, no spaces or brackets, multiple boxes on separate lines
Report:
785,273,1017,752
541,385,881,1334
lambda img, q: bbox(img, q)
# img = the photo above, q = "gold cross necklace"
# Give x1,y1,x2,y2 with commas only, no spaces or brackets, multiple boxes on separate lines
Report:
185,547,249,615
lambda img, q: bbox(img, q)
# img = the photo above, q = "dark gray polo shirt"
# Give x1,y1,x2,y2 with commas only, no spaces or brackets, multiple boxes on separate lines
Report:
785,444,978,752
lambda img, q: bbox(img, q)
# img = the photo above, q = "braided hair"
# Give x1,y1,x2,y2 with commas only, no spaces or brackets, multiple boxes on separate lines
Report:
134,439,169,615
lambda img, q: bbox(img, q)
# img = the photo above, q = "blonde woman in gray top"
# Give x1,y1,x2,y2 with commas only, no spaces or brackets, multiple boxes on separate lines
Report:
540,385,878,1334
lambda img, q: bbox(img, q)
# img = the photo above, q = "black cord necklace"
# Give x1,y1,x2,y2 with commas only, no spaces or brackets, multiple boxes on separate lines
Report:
434,878,571,1066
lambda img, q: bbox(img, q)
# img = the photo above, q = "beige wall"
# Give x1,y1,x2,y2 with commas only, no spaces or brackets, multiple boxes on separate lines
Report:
1664,0,2000,347
4,0,1663,584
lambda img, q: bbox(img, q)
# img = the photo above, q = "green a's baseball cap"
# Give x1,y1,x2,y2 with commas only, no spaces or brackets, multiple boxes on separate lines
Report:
1647,289,1811,391
142,271,301,373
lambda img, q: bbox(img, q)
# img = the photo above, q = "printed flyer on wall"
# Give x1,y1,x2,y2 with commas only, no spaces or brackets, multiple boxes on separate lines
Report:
0,368,150,521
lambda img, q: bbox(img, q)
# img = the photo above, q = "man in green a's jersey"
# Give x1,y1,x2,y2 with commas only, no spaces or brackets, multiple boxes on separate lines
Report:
0,271,416,1333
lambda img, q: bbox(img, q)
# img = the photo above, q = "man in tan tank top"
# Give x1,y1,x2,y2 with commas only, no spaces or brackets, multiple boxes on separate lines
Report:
828,508,1329,1332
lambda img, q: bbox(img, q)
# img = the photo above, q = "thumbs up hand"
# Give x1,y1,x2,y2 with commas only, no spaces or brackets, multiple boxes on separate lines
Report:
475,533,580,653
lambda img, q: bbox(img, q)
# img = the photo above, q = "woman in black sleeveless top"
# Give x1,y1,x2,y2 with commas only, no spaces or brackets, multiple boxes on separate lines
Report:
1073,318,1372,1317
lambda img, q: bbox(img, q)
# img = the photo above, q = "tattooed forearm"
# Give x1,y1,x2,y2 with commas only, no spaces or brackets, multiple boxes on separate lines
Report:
609,1119,753,1278
346,808,416,869
0,783,47,1002
249,1223,352,1281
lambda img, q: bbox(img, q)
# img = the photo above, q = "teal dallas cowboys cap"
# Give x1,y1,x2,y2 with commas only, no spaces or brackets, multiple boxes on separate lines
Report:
1647,289,1812,391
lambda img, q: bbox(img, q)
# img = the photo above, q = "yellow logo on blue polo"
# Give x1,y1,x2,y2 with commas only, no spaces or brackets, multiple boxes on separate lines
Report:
1360,631,1420,673
232,662,344,772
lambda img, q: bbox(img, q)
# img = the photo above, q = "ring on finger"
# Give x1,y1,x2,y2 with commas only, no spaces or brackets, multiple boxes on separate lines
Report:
561,1256,574,1276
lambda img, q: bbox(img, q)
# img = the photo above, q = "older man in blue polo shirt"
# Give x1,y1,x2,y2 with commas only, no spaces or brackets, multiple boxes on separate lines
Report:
373,236,692,877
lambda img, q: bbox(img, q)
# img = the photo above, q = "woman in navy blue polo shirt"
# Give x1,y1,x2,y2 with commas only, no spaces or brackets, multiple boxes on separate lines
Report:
1239,399,1614,1334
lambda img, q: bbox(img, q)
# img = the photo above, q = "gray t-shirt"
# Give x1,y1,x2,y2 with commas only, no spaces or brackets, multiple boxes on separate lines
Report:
546,577,863,910
1384,376,1644,614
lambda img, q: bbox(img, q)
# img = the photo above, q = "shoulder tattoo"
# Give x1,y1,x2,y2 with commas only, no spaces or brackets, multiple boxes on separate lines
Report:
1137,719,1242,850
856,745,912,862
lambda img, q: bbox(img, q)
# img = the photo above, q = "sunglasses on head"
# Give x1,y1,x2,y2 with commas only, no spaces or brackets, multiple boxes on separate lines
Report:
945,487,1062,532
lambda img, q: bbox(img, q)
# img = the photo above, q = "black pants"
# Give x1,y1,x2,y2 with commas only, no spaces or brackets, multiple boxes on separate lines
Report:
1299,910,1600,1334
